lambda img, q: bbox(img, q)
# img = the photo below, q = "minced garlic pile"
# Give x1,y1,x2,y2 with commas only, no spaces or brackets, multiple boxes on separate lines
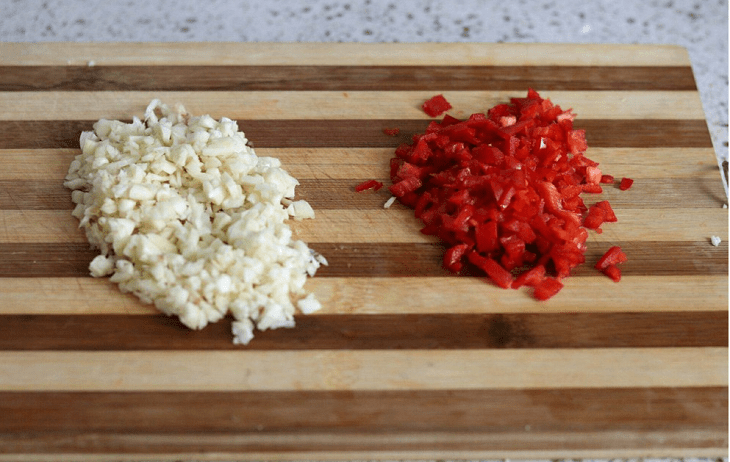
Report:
64,100,326,344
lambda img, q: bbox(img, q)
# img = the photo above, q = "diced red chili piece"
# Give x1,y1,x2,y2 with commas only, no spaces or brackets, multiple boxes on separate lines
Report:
440,114,461,126
354,179,384,192
533,277,564,301
512,264,547,289
396,161,427,181
409,139,433,164
619,177,634,190
583,200,616,231
582,183,603,194
389,176,422,197
475,221,499,253
600,174,615,184
585,166,602,185
468,251,514,289
566,129,587,154
443,243,471,273
422,94,453,117
595,246,628,270
583,204,606,230
602,264,622,282
595,200,617,222
383,127,400,136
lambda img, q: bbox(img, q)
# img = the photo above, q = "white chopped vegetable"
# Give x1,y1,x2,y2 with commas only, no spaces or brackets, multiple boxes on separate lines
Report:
64,100,326,344
383,196,396,209
711,236,722,246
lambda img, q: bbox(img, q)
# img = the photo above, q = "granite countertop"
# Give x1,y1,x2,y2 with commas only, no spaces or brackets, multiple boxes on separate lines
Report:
0,1,727,462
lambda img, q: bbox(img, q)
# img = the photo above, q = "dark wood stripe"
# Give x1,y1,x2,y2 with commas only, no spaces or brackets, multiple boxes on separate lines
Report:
0,311,725,351
288,177,728,210
0,180,74,210
2,429,725,456
0,65,697,91
0,241,725,278
314,241,730,277
1,388,725,453
2,177,724,211
0,119,713,149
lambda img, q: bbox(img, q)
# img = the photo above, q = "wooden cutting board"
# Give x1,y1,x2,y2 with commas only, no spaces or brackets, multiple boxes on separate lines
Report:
0,42,726,461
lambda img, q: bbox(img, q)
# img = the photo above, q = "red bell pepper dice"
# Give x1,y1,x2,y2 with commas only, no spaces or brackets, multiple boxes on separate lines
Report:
467,251,514,289
389,176,422,197
512,264,547,289
354,179,384,192
443,243,471,273
602,264,622,282
533,277,564,301
595,246,627,270
422,94,453,117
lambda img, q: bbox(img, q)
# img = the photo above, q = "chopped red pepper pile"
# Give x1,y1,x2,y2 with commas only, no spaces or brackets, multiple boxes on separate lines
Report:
389,89,627,300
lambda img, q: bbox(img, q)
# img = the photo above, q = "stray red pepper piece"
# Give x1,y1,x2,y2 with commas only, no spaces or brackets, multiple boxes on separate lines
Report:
619,177,634,190
600,174,615,184
422,94,453,117
383,127,400,136
354,179,384,192
602,264,622,282
595,246,627,270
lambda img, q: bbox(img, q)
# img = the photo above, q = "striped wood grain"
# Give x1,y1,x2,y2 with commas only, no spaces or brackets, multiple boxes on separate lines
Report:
0,42,726,460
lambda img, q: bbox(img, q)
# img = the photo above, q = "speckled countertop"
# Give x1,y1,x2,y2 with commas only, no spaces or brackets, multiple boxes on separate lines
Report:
0,1,727,461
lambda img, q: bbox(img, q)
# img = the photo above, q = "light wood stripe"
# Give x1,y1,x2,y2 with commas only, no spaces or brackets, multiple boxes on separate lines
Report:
0,275,725,315
0,208,724,243
0,348,725,391
0,42,693,66
312,275,728,314
296,208,730,243
0,91,707,121
1,312,724,350
0,147,720,181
